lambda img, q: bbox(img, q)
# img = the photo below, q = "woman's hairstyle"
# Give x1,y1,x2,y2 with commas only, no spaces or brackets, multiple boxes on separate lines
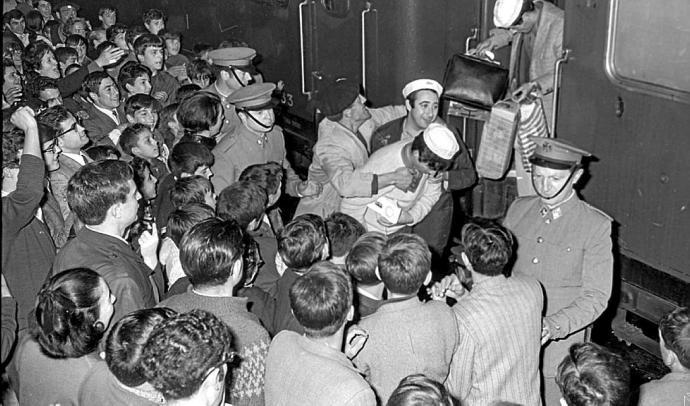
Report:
34,268,108,358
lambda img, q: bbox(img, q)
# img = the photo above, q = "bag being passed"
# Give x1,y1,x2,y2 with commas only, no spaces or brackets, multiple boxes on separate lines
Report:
475,100,520,180
442,54,509,110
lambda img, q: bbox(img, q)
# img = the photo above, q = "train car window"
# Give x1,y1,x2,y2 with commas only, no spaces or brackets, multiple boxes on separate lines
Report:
605,0,690,103
321,0,350,17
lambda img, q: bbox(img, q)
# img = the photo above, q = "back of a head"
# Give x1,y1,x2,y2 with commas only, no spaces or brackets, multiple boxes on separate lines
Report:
387,374,454,406
278,214,328,270
169,141,214,177
659,306,690,370
556,342,630,406
238,161,284,198
216,181,267,230
346,232,387,285
289,261,353,338
67,160,133,225
141,309,234,401
166,202,216,246
106,307,178,387
460,219,514,276
378,233,431,295
177,92,222,134
326,212,366,259
170,175,213,210
179,217,244,288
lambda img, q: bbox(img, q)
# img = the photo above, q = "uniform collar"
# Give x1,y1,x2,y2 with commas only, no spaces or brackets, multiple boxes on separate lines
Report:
539,191,577,221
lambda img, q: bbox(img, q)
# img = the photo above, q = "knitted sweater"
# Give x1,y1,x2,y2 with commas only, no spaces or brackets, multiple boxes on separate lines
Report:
159,292,270,406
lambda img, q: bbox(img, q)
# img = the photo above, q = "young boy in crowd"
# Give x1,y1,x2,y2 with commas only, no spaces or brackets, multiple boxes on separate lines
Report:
54,46,79,77
84,144,120,161
117,61,152,98
98,6,117,30
118,123,168,180
271,214,330,335
192,42,213,61
638,307,690,405
161,30,189,82
134,33,179,105
352,233,458,404
325,212,365,265
264,262,376,405
170,175,215,210
345,231,387,320
142,9,165,35
158,218,270,406
186,59,215,89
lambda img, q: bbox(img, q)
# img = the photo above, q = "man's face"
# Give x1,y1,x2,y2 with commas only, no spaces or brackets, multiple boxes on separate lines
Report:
2,66,21,92
531,165,580,204
57,115,89,151
58,6,77,24
93,77,120,109
7,17,25,35
138,46,164,72
70,21,87,37
128,107,158,129
126,74,152,96
243,109,274,134
99,10,116,28
59,55,78,75
119,179,141,227
165,38,180,56
347,94,372,124
133,129,160,159
39,51,61,79
37,1,52,20
407,90,439,131
39,87,63,107
41,137,61,171
222,67,251,88
144,19,165,35
74,42,87,63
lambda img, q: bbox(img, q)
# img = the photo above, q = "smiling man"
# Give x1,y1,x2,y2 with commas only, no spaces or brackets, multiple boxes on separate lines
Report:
502,137,613,406
78,70,128,146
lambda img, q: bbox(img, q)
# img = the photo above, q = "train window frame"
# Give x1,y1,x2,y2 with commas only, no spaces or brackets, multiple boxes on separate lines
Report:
604,0,690,104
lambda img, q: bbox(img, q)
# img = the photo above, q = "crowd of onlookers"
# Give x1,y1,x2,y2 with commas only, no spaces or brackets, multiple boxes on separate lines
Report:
2,1,689,405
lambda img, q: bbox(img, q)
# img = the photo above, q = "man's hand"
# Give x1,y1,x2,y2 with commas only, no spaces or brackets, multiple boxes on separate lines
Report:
152,91,168,102
297,180,322,198
10,106,37,132
376,209,413,227
4,86,23,106
390,167,414,191
138,223,160,270
344,326,368,359
512,81,539,102
95,46,125,68
167,65,187,80
428,274,465,301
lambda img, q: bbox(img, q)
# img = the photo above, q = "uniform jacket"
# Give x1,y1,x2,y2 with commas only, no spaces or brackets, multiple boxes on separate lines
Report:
294,105,406,218
503,193,612,376
204,83,242,142
52,227,163,326
265,331,376,406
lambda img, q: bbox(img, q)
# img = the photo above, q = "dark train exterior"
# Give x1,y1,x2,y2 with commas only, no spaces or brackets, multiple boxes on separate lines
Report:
75,0,690,354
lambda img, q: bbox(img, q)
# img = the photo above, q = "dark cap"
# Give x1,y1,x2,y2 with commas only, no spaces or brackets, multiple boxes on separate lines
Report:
317,78,360,117
529,137,592,170
228,82,278,111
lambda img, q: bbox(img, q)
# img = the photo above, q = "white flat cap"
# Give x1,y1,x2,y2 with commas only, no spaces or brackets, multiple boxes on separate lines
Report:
423,123,459,160
494,0,523,28
402,79,444,99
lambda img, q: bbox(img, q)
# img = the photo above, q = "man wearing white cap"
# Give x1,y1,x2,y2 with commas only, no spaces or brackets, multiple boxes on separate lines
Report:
370,79,476,256
340,123,459,235
473,0,563,127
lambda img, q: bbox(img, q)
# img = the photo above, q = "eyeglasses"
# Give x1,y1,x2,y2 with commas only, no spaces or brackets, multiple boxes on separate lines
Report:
42,138,59,153
58,122,79,137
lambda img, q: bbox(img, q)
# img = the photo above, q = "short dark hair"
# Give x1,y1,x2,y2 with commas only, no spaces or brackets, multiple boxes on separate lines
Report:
99,6,117,16
175,83,201,103
118,123,150,156
186,59,215,83
64,33,86,48
556,342,630,406
387,374,454,406
27,76,59,100
180,218,244,287
36,105,71,131
125,25,148,48
81,70,113,96
177,92,223,134
325,212,366,258
160,30,180,41
34,268,107,358
22,41,54,73
278,214,328,270
378,233,431,295
411,132,455,173
460,219,514,276
346,232,387,285
216,181,267,230
142,9,165,25
660,306,690,369
166,202,215,246
124,93,160,117
106,22,127,43
289,262,352,338
168,141,214,177
67,160,134,225
3,9,24,25
238,161,284,198
192,42,213,58
25,10,44,32
170,175,213,210
105,307,177,387
117,61,151,92
85,144,120,161
54,46,78,67
133,33,164,56
141,310,234,400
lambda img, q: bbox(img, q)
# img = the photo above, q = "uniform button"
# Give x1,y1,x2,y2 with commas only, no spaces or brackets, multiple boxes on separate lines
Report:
532,257,539,264
537,237,544,243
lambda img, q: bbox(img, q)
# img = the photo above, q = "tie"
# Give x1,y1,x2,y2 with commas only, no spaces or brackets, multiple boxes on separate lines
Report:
112,110,120,125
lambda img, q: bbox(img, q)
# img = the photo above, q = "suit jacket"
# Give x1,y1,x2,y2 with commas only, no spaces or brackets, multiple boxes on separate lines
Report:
80,102,125,147
49,153,90,236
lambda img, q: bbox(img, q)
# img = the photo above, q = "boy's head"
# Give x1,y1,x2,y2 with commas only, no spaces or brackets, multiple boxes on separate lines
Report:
85,144,120,161
556,342,630,406
239,161,284,208
175,83,200,103
142,9,165,35
378,233,432,295
118,123,158,160
170,175,215,210
88,29,107,50
180,218,244,288
289,261,353,338
125,25,148,52
98,6,117,29
216,181,267,231
118,61,152,96
169,141,214,178
160,30,181,56
166,202,215,246
186,59,215,89
31,76,62,108
124,93,160,128
659,306,690,371
192,42,213,61
82,70,120,110
64,34,87,63
106,22,128,50
388,374,454,406
278,214,329,271
325,212,366,264
457,219,514,277
54,46,78,76
346,232,387,286
134,33,165,72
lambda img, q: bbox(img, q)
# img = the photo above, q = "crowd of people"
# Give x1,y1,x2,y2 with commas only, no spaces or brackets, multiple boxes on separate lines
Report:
2,0,689,405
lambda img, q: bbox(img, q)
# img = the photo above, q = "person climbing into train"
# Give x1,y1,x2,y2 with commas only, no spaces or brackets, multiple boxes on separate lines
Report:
502,137,613,406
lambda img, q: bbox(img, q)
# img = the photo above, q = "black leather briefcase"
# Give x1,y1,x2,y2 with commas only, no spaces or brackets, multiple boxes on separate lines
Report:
442,54,509,110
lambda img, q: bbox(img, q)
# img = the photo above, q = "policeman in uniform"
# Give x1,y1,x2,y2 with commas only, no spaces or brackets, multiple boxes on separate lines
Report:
205,47,257,142
211,82,320,198
503,137,613,405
